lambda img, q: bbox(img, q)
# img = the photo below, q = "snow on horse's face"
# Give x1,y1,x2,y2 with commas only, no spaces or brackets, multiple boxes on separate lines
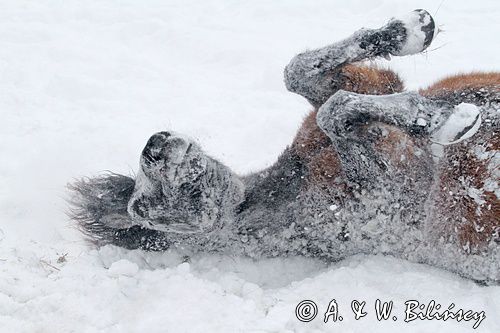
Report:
139,132,208,184
127,131,244,233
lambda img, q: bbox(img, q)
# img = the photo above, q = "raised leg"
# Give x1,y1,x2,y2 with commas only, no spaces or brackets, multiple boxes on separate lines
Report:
284,9,436,107
316,90,452,185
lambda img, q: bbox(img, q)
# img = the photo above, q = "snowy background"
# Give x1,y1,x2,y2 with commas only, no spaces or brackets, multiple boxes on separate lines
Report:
0,0,499,332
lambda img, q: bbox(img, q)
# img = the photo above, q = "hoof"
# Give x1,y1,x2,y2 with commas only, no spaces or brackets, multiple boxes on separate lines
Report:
391,9,437,56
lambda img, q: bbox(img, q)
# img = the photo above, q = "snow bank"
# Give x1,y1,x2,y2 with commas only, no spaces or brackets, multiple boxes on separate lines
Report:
1,244,499,332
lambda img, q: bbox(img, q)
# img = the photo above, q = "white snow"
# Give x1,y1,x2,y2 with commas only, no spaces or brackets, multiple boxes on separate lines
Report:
416,117,427,126
329,204,338,211
108,259,140,277
0,0,499,332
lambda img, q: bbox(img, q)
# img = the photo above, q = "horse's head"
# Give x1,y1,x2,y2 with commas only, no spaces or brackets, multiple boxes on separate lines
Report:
127,131,244,234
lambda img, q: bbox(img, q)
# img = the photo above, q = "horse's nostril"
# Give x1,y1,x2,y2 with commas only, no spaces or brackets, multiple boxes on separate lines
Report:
185,143,193,154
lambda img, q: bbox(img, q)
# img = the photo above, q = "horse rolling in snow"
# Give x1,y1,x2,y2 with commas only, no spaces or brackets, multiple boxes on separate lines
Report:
70,9,500,283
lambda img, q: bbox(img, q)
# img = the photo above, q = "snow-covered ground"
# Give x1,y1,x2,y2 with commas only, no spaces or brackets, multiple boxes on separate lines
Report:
0,0,499,332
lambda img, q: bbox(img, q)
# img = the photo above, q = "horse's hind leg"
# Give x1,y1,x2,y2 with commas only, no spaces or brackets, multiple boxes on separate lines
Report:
284,9,437,107
316,90,452,186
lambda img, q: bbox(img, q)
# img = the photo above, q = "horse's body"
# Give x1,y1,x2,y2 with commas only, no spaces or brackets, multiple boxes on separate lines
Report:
70,10,499,283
